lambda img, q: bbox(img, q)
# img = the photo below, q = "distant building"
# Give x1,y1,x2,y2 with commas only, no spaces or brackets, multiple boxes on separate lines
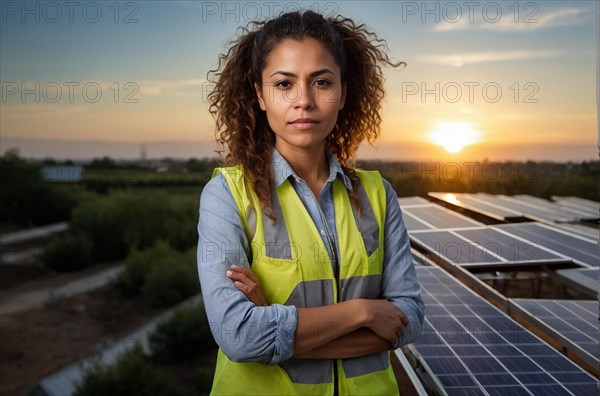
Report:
41,165,83,183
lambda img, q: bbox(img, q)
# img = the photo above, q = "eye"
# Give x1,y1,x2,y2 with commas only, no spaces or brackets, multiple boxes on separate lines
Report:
274,80,293,89
314,79,331,88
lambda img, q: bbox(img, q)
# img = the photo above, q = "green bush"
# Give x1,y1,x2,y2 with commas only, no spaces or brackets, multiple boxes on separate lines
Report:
71,190,197,262
42,233,92,272
0,151,77,227
141,258,198,308
115,240,199,308
149,302,217,361
73,345,188,396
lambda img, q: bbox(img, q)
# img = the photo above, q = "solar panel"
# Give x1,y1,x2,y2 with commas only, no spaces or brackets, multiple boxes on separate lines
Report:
428,192,525,221
468,194,577,223
550,223,599,240
513,195,599,221
410,229,502,266
509,299,599,374
454,228,563,262
494,223,599,268
409,266,598,395
410,228,572,270
403,205,483,231
402,210,433,232
552,196,600,215
397,196,431,207
554,268,599,298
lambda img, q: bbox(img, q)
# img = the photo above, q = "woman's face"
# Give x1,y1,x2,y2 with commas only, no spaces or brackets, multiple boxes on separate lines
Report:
255,37,346,154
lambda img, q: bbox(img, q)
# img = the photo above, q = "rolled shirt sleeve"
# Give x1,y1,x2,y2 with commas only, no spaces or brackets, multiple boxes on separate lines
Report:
379,178,425,348
197,172,297,364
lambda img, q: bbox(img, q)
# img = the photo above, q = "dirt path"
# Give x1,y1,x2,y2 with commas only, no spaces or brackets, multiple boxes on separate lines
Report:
0,285,162,396
0,264,124,315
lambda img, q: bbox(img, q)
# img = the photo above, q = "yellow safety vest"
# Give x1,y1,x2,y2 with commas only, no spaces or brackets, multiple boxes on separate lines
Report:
210,164,399,395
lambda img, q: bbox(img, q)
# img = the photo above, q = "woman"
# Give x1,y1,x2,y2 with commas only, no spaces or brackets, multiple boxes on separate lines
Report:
197,9,424,395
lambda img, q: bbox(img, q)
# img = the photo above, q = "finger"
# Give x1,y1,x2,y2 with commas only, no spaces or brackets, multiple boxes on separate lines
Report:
226,270,256,287
233,280,250,294
400,313,409,326
393,306,409,326
231,265,260,283
393,325,405,339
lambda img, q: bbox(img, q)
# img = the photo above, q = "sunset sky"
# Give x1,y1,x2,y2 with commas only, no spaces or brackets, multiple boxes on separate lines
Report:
0,0,598,161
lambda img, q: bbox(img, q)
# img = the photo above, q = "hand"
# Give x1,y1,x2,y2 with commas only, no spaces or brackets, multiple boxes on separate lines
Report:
226,265,268,306
363,299,409,343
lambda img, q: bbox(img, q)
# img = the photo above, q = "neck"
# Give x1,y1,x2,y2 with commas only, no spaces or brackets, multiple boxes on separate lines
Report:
276,143,329,184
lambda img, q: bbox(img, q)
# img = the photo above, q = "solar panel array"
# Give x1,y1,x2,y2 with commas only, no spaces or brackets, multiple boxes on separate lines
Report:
412,266,599,395
509,299,599,373
403,203,597,270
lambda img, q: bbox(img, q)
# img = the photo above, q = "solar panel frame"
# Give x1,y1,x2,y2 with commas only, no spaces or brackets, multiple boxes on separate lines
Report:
409,266,599,396
509,299,600,374
411,249,436,267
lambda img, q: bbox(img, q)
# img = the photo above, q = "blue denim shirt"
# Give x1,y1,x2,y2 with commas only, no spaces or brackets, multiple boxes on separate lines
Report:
197,148,424,364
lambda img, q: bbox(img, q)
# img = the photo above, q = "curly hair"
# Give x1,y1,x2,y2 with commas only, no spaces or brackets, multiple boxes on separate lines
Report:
207,10,404,221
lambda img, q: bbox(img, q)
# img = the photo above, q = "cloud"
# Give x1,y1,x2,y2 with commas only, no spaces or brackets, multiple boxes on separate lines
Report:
139,79,208,96
0,103,88,117
433,6,588,32
417,50,560,67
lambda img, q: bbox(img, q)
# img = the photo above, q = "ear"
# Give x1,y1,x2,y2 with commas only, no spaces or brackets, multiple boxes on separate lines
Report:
254,82,266,111
338,82,347,110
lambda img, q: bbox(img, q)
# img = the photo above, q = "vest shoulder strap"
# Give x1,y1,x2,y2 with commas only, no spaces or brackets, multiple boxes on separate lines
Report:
354,168,387,220
212,165,254,237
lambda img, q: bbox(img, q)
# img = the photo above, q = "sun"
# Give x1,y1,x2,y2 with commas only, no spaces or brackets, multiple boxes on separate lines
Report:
429,122,480,153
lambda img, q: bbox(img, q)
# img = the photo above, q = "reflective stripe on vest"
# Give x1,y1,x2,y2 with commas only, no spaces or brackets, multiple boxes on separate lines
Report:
210,165,399,396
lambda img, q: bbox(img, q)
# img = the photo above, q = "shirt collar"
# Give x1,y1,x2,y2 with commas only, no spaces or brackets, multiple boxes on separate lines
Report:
271,147,353,191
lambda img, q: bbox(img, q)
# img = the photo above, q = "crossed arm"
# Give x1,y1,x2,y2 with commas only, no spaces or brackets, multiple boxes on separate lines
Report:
226,265,408,359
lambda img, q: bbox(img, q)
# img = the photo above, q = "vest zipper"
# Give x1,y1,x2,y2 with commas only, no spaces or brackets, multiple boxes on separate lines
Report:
312,194,340,396
314,201,340,293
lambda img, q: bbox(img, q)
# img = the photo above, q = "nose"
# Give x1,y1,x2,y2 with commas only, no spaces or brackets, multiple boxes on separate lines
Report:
292,83,315,109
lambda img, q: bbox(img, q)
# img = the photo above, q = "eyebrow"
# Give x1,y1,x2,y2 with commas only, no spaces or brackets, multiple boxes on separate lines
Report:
268,68,336,78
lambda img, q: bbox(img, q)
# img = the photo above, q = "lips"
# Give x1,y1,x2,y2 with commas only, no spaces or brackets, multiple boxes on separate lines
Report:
288,118,319,130
289,118,318,124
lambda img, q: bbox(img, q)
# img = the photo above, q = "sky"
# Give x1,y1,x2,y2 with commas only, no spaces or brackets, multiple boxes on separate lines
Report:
0,0,598,161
